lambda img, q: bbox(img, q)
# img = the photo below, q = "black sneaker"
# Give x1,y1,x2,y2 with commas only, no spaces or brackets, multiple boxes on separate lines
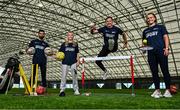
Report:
59,92,65,97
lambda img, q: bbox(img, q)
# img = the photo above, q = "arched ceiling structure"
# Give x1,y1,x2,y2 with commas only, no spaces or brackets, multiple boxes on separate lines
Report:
0,0,180,81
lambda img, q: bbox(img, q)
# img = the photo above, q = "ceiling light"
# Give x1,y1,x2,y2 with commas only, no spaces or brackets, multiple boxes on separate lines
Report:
37,0,43,7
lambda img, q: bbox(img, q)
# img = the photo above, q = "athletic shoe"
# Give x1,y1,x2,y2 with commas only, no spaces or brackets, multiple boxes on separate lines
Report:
59,91,65,97
163,90,172,98
74,90,80,95
108,39,114,51
151,90,162,98
102,71,108,80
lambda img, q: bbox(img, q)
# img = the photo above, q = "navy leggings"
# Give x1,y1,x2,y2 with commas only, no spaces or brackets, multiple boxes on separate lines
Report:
148,49,171,89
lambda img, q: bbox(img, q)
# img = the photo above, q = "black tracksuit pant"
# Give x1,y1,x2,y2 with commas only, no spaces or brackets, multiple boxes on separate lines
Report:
148,49,171,89
96,46,117,72
30,63,47,87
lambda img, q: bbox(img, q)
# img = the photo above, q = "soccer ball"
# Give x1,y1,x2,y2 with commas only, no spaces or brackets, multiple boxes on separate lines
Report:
44,47,53,56
27,47,35,55
36,86,45,95
56,52,65,61
170,85,177,94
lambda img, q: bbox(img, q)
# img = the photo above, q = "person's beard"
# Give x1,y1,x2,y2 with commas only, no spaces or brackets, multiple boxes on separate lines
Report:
107,24,113,28
39,36,44,39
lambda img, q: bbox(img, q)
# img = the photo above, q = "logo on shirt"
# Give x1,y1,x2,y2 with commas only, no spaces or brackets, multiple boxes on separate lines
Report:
34,41,46,46
105,33,115,38
153,28,158,31
146,31,158,38
35,45,45,50
105,30,109,33
112,31,116,34
65,47,75,52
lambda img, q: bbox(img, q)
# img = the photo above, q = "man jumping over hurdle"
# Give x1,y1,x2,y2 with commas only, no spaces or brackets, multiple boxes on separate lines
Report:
90,16,128,80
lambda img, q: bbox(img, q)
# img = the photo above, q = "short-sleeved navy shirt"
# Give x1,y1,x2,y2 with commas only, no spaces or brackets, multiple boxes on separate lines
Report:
98,25,123,50
143,24,168,50
29,39,49,65
59,42,79,65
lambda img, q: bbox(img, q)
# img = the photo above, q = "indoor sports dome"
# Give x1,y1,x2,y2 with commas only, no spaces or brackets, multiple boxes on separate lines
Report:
0,0,180,88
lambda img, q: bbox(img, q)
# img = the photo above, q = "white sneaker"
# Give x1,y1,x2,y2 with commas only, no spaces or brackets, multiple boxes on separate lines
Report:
151,90,163,98
74,90,80,95
163,90,172,98
102,71,108,80
60,90,64,93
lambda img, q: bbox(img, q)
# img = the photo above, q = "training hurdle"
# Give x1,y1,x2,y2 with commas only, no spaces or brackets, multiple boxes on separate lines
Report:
80,55,135,96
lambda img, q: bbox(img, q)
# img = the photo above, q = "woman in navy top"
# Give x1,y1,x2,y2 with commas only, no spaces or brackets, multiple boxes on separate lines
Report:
143,13,172,98
59,32,80,97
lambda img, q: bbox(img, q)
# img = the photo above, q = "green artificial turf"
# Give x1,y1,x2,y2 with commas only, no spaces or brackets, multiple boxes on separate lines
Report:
0,88,179,109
